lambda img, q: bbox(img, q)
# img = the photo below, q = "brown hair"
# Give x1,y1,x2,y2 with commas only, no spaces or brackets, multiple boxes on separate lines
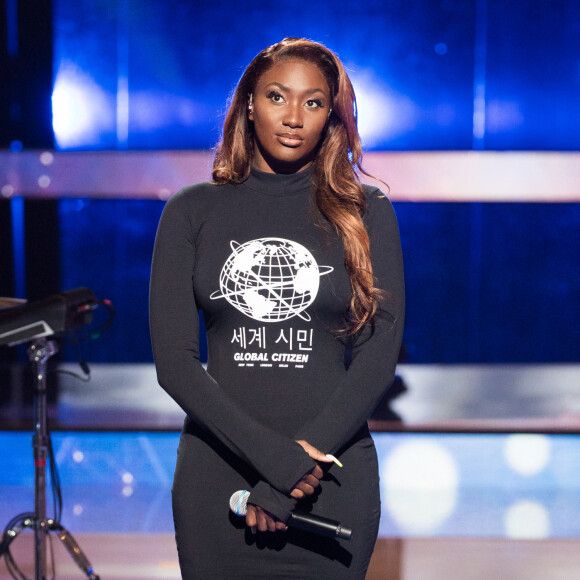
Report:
213,38,382,335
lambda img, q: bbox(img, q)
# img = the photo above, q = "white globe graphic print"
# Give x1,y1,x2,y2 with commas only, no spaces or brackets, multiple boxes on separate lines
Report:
210,238,333,322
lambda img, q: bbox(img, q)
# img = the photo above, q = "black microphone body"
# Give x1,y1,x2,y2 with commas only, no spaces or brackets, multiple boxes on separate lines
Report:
287,511,352,540
229,490,352,541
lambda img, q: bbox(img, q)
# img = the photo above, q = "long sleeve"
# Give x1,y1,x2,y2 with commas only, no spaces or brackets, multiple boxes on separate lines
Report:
294,188,405,453
149,190,315,497
250,188,404,519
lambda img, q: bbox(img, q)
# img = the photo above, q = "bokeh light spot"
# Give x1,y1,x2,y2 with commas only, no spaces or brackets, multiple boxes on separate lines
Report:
504,434,551,476
381,440,459,534
38,175,51,188
1,185,15,198
504,500,550,539
39,151,54,166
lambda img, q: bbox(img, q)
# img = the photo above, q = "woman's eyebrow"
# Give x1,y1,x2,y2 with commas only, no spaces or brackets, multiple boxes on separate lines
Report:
265,82,328,96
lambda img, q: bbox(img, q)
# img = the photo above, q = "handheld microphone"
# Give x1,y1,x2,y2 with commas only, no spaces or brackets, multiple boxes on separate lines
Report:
229,490,352,541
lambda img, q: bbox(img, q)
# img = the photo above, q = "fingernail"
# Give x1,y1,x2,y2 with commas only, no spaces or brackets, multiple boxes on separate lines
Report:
326,454,343,468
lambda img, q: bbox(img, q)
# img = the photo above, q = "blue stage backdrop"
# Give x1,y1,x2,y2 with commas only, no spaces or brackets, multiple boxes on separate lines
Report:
51,0,580,364
52,0,580,151
58,199,580,364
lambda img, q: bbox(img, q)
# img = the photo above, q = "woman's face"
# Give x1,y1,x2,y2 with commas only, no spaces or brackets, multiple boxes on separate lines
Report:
249,59,331,174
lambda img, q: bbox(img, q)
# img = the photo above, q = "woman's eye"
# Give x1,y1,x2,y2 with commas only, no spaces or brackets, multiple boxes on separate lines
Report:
267,91,284,103
306,99,323,109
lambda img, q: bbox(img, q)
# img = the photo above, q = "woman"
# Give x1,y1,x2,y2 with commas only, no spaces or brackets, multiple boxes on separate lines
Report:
150,37,404,579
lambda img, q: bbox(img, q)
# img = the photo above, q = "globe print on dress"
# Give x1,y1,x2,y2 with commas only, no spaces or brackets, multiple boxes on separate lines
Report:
210,238,333,322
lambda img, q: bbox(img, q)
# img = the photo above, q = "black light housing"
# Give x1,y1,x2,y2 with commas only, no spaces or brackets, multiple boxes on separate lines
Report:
0,288,96,347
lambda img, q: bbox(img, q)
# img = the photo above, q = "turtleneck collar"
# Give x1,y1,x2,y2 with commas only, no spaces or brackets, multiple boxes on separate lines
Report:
244,164,315,197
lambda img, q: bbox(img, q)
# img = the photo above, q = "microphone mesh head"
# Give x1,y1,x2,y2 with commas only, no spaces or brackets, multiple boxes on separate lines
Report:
229,490,249,516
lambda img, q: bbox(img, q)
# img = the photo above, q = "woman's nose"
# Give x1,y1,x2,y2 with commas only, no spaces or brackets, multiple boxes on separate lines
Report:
283,103,303,128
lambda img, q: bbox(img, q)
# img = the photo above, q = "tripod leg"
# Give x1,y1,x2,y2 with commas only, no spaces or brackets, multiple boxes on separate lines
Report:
0,515,35,577
51,523,100,580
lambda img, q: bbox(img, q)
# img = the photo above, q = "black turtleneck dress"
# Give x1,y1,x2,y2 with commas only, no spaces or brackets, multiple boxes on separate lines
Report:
149,166,404,579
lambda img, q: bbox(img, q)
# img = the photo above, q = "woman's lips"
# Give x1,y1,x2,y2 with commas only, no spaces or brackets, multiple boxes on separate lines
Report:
277,133,303,147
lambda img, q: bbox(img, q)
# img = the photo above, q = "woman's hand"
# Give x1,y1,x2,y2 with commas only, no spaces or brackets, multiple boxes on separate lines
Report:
295,439,334,462
290,464,324,499
290,440,334,500
244,462,323,533
244,440,337,533
246,504,287,533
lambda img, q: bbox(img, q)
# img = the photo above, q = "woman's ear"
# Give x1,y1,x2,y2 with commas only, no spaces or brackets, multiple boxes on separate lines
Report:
248,93,254,121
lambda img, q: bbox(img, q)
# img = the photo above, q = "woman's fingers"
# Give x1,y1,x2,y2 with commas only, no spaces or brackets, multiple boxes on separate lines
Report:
303,473,320,486
245,504,257,534
294,474,318,491
290,488,305,499
295,482,315,496
295,474,318,494
296,439,332,462
290,464,327,498
256,507,273,532
246,504,287,533
310,466,324,480
295,440,342,467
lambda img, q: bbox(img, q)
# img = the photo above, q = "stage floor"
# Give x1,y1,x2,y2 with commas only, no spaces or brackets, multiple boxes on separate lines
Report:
1,534,579,580
2,364,580,577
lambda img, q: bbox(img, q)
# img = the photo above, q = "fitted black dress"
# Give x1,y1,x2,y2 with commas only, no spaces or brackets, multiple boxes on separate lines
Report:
149,166,404,579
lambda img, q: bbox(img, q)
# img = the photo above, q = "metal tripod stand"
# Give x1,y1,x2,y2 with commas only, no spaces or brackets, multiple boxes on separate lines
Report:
2,338,99,579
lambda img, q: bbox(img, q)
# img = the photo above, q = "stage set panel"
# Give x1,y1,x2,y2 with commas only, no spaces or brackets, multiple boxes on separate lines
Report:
1,430,579,540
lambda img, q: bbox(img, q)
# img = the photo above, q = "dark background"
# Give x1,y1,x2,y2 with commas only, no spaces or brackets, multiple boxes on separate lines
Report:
1,0,579,364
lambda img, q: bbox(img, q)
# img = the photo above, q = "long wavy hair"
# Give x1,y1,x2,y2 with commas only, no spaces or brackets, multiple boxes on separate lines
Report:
213,38,382,335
